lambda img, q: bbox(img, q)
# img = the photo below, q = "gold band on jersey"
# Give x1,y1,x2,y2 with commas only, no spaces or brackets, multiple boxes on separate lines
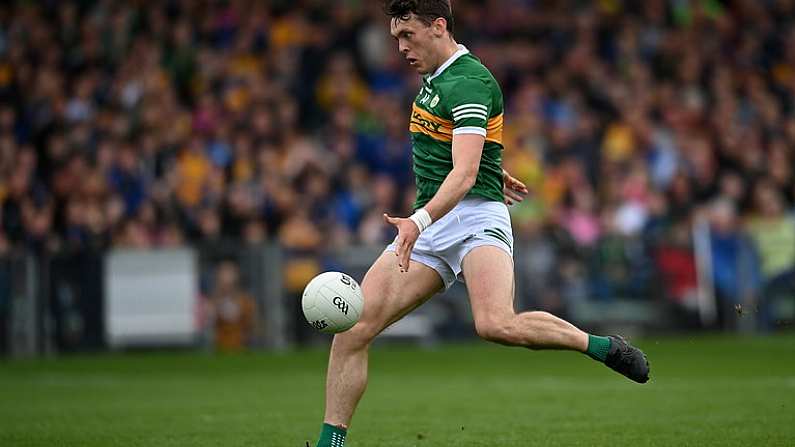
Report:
410,104,453,142
409,104,503,145
485,113,503,145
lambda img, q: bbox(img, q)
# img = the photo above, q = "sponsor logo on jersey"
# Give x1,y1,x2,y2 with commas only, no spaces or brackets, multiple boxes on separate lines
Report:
409,104,452,142
412,110,442,133
409,103,506,144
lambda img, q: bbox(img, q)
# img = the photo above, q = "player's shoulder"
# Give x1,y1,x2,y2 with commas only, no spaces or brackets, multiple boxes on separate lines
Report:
435,54,501,97
434,54,502,103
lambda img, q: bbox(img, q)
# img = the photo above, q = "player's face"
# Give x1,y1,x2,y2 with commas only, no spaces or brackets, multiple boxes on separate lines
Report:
390,15,438,75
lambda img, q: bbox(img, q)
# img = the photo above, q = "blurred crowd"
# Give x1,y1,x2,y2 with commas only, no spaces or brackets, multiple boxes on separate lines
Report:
1,0,795,323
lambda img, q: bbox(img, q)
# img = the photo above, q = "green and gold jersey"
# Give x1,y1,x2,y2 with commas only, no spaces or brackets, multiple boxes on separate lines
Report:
409,45,504,209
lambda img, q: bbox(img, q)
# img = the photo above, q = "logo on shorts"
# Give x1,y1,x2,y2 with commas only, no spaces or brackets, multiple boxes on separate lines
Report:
483,227,513,249
430,95,440,108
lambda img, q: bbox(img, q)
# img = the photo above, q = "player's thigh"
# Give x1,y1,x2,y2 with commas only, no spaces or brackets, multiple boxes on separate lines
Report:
461,245,516,327
348,251,444,341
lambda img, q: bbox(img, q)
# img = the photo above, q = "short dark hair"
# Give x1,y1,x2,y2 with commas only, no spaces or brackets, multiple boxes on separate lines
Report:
384,0,454,34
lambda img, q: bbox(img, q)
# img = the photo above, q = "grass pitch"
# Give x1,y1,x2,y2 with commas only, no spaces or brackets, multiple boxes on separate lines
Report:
1,335,793,446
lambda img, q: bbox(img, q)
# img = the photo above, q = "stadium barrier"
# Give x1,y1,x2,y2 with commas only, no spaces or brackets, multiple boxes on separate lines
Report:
6,234,791,356
1,254,39,357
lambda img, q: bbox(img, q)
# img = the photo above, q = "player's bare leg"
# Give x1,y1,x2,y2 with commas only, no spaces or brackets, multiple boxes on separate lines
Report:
462,245,650,382
317,253,443,446
462,246,588,350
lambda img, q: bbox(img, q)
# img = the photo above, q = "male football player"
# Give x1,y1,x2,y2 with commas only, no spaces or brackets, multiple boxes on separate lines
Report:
314,1,650,445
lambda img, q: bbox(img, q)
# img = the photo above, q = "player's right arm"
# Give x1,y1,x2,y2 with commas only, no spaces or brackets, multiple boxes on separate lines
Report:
421,133,485,221
385,78,492,270
385,132,485,272
386,77,494,272
422,76,496,221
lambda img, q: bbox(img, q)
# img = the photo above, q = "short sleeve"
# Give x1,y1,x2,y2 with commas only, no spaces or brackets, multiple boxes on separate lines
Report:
448,78,492,137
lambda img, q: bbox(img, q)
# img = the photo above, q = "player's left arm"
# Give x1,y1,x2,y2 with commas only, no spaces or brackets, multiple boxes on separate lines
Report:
502,168,528,205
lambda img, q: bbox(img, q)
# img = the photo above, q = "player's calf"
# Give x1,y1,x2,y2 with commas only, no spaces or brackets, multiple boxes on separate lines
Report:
474,311,589,351
316,322,380,447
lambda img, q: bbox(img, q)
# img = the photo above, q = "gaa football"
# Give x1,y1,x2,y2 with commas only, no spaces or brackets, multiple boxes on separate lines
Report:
302,271,364,333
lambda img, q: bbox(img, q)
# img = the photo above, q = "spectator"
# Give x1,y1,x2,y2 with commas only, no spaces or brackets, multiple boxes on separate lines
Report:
707,198,761,328
208,260,256,352
746,182,795,281
746,182,795,329
655,219,699,314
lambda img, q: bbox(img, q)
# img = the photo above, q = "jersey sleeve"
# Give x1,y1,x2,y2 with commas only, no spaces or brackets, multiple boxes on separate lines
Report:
448,77,492,137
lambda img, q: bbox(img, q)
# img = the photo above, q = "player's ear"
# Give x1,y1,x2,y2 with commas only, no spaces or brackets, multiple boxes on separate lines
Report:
432,17,446,37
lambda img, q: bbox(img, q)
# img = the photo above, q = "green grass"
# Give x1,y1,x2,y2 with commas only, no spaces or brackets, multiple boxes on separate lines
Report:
1,335,794,446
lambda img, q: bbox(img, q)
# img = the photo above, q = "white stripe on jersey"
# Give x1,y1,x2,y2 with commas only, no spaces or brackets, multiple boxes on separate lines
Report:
454,113,489,122
453,127,487,136
452,103,488,113
453,108,488,118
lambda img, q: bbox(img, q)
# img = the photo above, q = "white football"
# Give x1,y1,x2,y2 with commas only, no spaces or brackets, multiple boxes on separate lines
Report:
302,271,364,334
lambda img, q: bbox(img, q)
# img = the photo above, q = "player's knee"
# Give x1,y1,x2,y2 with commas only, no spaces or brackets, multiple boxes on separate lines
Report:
474,316,516,345
333,321,378,351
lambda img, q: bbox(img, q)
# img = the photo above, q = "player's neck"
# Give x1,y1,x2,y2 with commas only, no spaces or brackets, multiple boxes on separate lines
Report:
431,39,461,75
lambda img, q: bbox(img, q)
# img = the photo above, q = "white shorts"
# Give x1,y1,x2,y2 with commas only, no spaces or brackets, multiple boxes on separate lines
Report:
385,197,514,290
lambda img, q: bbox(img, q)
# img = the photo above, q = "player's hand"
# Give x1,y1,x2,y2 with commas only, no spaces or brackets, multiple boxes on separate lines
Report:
383,213,420,273
502,169,529,205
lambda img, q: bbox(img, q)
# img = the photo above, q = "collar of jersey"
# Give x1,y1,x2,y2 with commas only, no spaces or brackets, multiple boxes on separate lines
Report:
425,44,469,83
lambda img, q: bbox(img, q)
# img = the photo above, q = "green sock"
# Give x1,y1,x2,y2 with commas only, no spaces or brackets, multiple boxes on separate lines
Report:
585,334,611,362
316,423,346,447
